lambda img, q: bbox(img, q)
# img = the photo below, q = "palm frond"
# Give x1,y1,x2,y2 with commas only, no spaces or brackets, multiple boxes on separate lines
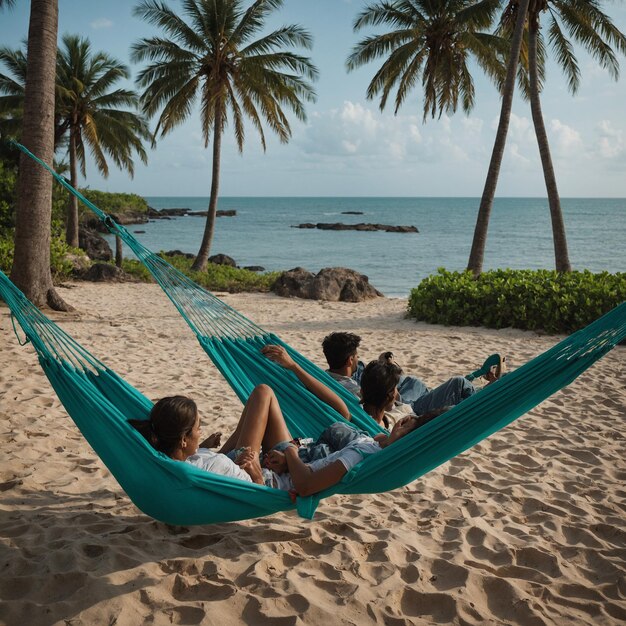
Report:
552,0,620,81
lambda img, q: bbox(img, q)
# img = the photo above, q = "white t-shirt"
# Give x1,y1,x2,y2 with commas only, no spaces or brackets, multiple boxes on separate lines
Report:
273,435,381,491
186,448,252,483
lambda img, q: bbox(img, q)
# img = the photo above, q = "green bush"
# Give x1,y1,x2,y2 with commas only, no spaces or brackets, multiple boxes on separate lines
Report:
80,189,148,217
0,233,13,272
408,268,626,334
0,230,77,279
123,253,280,293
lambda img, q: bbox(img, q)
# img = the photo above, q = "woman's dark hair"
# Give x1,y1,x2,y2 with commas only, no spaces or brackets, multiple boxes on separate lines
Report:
360,360,402,410
129,395,198,457
322,332,361,369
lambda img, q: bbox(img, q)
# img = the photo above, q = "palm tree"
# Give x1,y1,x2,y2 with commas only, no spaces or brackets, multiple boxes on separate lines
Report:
505,0,626,273
55,35,150,246
346,0,506,121
467,0,532,274
0,36,151,249
10,0,71,310
132,0,318,271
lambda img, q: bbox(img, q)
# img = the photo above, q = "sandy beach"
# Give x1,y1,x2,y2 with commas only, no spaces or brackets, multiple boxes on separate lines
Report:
1,281,625,626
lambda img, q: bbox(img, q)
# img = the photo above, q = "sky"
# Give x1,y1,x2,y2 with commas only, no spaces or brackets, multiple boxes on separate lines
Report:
1,0,626,197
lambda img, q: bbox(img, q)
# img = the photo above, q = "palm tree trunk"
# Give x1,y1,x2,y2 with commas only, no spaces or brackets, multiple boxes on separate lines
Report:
192,108,223,272
66,126,80,247
115,235,123,268
528,22,572,272
467,0,532,275
10,0,71,311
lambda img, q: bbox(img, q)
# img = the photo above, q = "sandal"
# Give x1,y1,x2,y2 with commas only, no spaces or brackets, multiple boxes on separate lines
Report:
484,355,506,383
466,353,502,381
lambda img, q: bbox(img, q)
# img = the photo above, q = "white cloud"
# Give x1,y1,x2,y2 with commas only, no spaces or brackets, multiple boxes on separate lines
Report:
90,18,113,30
507,143,532,166
549,119,583,155
595,120,625,160
462,117,483,134
298,101,487,168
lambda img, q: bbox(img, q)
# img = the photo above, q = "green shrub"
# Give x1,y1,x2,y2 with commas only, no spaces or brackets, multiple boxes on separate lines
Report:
0,233,13,273
50,237,79,280
408,268,626,334
121,259,154,282
80,189,148,217
122,253,280,293
0,231,77,279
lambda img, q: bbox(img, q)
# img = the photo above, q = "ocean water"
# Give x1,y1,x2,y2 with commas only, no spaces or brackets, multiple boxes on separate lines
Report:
105,197,626,297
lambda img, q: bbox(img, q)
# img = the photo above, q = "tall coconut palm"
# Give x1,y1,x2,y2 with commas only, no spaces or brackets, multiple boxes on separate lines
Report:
10,0,71,310
55,35,150,246
467,0,532,274
346,0,506,121
132,0,318,271
499,0,626,273
0,36,151,248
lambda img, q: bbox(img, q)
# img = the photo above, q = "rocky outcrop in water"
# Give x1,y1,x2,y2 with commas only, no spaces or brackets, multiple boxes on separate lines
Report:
294,222,418,233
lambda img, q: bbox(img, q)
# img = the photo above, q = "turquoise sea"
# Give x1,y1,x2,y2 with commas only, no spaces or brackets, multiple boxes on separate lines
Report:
106,197,626,297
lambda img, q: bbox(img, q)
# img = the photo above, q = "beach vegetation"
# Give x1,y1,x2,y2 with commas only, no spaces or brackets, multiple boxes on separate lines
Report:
408,268,626,333
54,35,150,247
80,189,149,217
346,0,506,120
122,252,279,292
0,35,150,248
131,0,318,272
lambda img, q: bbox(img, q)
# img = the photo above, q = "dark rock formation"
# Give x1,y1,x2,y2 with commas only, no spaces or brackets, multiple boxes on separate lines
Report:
341,211,364,215
272,267,315,299
293,222,418,233
272,267,382,302
79,228,113,261
83,213,148,232
82,263,125,282
148,207,190,218
163,250,195,259
134,230,146,234
189,209,237,217
243,265,265,272
208,253,237,267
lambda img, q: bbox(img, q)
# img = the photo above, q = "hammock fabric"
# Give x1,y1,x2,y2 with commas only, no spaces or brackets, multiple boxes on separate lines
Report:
3,142,626,525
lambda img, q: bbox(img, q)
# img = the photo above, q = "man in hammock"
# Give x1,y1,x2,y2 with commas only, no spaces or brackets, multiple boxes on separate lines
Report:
321,332,503,418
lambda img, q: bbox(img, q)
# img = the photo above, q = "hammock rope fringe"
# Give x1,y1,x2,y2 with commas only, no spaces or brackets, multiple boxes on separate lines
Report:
2,141,625,525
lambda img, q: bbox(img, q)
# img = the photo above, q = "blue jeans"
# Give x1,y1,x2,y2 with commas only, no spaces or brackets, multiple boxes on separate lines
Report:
410,376,476,415
397,375,429,403
298,422,365,463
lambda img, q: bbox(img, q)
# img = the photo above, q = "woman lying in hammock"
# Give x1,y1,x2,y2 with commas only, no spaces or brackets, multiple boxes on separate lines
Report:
130,345,441,496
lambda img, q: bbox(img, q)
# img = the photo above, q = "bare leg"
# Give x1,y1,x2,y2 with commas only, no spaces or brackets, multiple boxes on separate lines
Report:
219,395,254,454
234,384,292,452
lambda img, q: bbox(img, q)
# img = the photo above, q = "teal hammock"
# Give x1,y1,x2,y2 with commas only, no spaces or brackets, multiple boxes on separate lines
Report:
3,142,626,525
